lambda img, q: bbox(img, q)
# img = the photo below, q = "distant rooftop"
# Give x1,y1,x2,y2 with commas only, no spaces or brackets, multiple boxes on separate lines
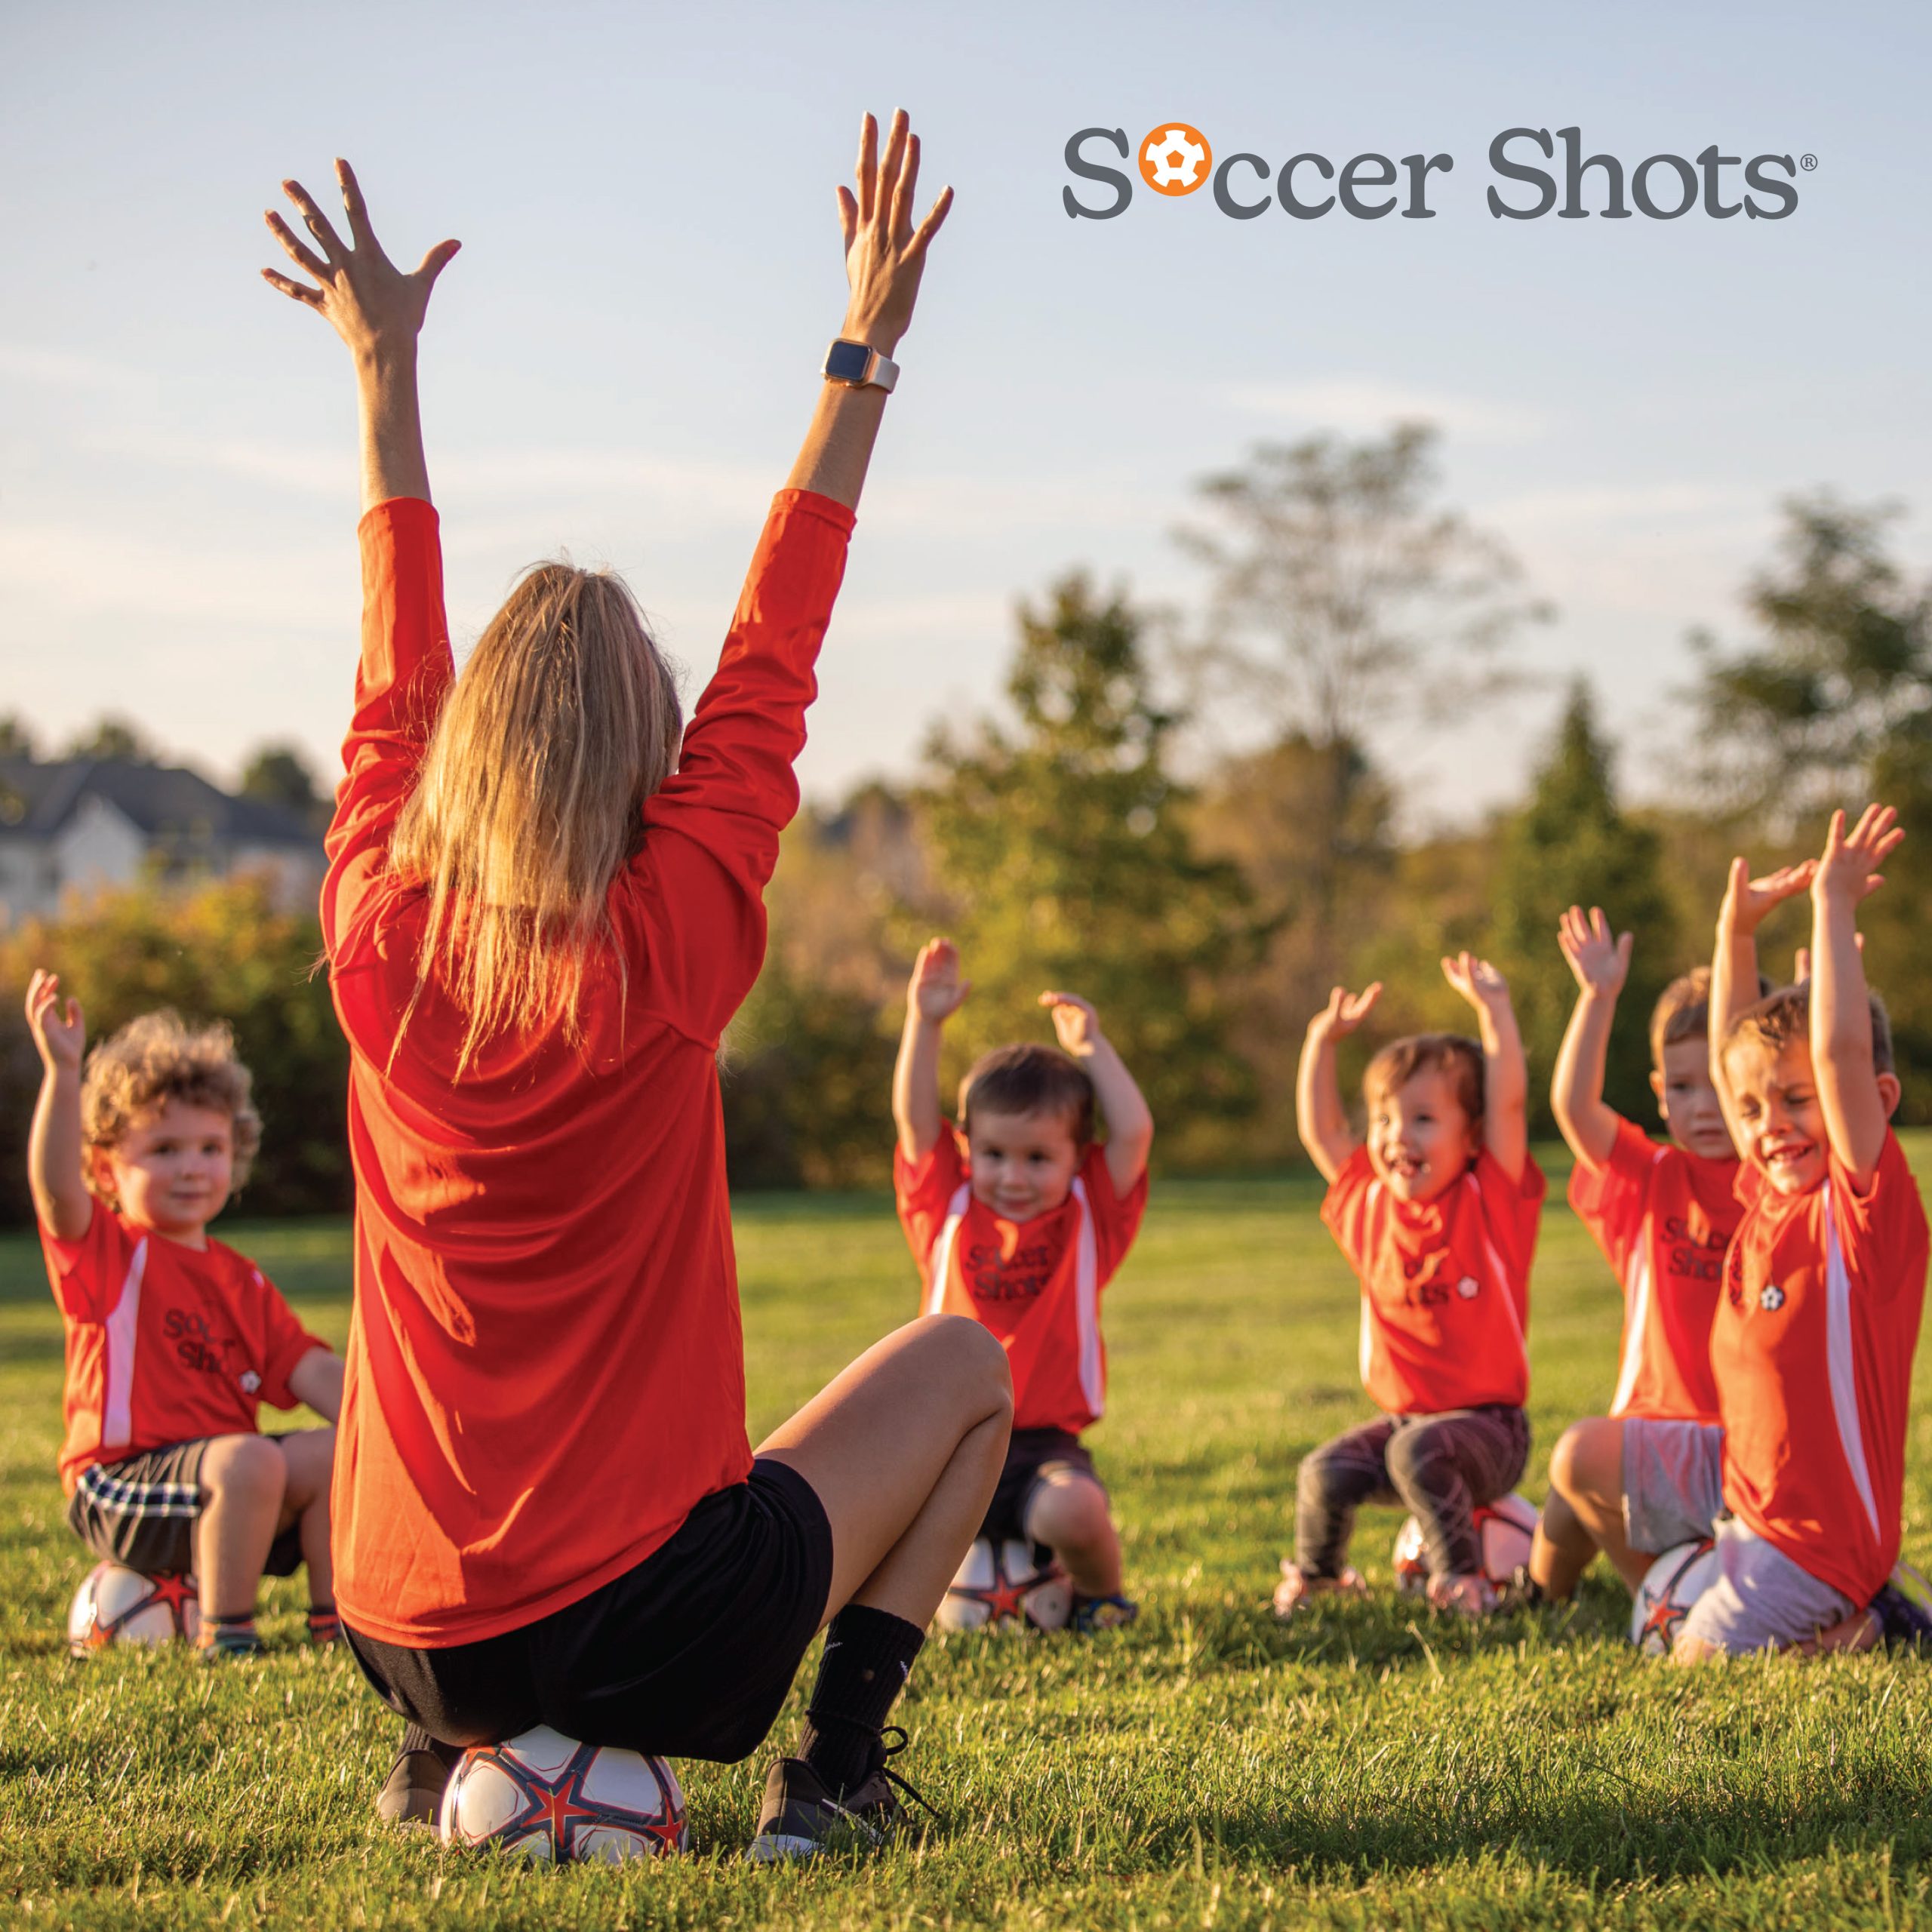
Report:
0,758,318,848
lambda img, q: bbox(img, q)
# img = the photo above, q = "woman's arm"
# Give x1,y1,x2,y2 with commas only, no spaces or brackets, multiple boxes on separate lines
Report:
783,109,952,511
262,159,458,511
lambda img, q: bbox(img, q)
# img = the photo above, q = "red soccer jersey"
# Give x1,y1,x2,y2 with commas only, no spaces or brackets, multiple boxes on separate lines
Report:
42,1205,326,1494
1567,1115,1739,1423
895,1130,1148,1433
1712,1130,1928,1607
324,490,854,1647
1321,1147,1546,1414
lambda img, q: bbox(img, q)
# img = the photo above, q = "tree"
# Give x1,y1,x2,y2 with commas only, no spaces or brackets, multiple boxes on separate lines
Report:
915,574,1258,1162
1692,491,1932,1115
241,743,331,831
63,717,158,764
1489,682,1676,1131
0,714,38,758
1175,424,1552,997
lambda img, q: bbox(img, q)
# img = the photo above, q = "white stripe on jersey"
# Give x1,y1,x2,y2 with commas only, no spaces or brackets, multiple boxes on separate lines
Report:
923,1183,971,1317
101,1236,147,1453
1071,1177,1103,1420
1823,1185,1881,1540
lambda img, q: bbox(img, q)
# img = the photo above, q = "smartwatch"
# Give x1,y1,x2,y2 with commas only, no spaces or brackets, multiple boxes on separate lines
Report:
823,338,899,392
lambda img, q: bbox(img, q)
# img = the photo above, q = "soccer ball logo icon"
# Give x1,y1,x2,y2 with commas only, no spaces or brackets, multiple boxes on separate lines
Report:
1140,123,1212,196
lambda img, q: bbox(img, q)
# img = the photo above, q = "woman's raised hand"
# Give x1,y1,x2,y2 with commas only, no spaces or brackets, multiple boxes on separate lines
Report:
261,160,459,361
836,110,953,355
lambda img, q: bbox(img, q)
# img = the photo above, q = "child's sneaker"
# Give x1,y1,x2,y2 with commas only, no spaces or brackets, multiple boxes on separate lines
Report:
1069,1594,1139,1634
375,1747,456,1828
195,1620,265,1661
746,1727,939,1863
1426,1572,1500,1618
1873,1562,1932,1649
1272,1561,1367,1619
306,1605,342,1645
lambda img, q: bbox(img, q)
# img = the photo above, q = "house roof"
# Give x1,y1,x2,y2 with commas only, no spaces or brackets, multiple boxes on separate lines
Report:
0,758,321,850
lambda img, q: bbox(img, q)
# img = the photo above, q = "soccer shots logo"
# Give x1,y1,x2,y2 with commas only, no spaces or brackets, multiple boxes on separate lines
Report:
1066,124,1808,221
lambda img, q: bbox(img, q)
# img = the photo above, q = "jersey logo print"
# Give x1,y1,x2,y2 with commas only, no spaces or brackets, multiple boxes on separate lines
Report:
1758,1283,1786,1312
1455,1275,1479,1300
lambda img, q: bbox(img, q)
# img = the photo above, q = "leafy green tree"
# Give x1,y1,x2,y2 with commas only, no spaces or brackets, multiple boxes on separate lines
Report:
1693,491,1932,1115
914,574,1258,1161
1490,682,1677,1131
0,878,350,1224
240,743,331,831
0,714,38,758
63,717,158,764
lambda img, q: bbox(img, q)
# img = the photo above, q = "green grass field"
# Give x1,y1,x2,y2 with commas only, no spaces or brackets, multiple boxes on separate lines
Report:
7,1146,1932,1930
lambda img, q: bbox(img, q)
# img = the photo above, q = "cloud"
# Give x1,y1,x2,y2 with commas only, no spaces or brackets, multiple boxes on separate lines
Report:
1219,376,1552,445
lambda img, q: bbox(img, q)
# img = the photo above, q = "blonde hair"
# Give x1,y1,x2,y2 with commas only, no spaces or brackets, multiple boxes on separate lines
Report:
386,561,683,1073
1651,965,1774,1068
81,1011,262,1201
1364,1033,1485,1125
1723,983,1896,1078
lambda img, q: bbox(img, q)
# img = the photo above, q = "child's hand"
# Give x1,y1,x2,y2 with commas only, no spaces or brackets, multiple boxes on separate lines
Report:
1442,952,1512,1017
25,970,84,1073
1813,804,1903,906
1557,906,1633,998
1039,990,1103,1057
908,937,971,1023
262,158,460,360
1308,983,1383,1041
1718,856,1816,935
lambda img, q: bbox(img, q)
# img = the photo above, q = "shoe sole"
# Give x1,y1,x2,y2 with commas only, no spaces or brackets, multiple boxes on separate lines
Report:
745,1830,832,1864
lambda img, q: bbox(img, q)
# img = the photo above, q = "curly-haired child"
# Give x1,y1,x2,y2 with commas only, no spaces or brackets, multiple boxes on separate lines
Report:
26,977,342,1657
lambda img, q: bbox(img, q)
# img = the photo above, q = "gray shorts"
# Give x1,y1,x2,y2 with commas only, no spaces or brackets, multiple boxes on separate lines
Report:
1622,1417,1726,1554
1678,1515,1857,1654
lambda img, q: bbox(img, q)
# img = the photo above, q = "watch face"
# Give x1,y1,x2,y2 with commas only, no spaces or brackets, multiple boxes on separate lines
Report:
823,340,872,383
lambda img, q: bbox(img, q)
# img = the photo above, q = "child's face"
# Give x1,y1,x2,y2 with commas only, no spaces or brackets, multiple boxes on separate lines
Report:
1651,1037,1736,1161
1722,1038,1828,1196
965,1107,1083,1221
1366,1069,1480,1205
97,1099,235,1243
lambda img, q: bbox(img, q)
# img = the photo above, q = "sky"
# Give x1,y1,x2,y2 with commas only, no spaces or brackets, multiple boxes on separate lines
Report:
3,0,1928,828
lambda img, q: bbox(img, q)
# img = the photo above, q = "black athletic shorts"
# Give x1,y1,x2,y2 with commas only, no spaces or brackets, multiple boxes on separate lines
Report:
343,1456,835,1764
980,1426,1101,1546
67,1438,303,1580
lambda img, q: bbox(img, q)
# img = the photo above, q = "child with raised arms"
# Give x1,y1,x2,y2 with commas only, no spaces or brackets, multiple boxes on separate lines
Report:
261,115,1015,1857
1524,915,1750,1602
1275,955,1543,1619
1666,807,1927,1659
25,980,342,1657
891,939,1153,1630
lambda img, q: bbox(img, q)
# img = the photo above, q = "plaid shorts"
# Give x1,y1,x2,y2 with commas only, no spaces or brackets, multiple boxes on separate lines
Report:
67,1438,303,1580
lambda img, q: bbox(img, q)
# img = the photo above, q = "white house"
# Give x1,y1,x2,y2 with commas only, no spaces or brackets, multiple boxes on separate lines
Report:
0,758,326,927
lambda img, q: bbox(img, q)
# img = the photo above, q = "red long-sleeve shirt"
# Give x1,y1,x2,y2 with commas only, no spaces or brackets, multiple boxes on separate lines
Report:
324,489,854,1647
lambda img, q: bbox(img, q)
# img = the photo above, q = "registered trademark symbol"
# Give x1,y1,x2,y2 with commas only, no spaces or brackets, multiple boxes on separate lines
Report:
1801,153,1817,171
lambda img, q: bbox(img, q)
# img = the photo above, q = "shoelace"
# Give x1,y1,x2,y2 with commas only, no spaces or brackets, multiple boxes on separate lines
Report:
872,1725,948,1829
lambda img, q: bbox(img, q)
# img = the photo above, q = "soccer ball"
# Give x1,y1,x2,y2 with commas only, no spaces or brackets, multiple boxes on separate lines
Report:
1630,1538,1720,1656
936,1537,1073,1632
1392,1492,1540,1595
66,1562,200,1655
438,1727,687,1862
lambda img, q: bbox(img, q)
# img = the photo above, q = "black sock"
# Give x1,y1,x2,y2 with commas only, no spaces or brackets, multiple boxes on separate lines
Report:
798,1604,924,1798
398,1722,463,1772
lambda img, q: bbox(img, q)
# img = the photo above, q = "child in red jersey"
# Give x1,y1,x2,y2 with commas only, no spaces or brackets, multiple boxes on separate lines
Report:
1276,955,1543,1620
891,939,1153,1631
1670,805,1930,1660
1527,914,1753,1601
260,124,1015,1858
25,980,342,1658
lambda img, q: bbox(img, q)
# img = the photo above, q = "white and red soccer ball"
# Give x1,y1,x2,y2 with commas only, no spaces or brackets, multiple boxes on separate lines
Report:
439,1727,688,1862
1392,1492,1539,1595
66,1562,200,1654
937,1537,1073,1633
1629,1538,1721,1655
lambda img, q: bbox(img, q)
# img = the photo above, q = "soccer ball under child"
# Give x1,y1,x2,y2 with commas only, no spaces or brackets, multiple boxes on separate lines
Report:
936,1538,1074,1632
1392,1493,1540,1595
66,1562,200,1655
1629,1539,1720,1656
438,1726,688,1862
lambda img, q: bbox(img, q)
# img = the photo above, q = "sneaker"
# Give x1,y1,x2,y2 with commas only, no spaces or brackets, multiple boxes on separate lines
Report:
746,1727,940,1864
1069,1594,1139,1634
1499,1564,1550,1610
1873,1572,1932,1650
374,1749,455,1829
1272,1561,1367,1619
1426,1572,1500,1618
194,1626,266,1661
